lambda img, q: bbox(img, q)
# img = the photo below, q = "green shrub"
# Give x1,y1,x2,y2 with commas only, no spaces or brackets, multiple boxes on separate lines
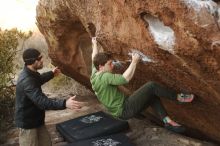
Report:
0,28,32,143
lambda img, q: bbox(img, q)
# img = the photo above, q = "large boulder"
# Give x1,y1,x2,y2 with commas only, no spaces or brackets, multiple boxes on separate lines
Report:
36,0,220,143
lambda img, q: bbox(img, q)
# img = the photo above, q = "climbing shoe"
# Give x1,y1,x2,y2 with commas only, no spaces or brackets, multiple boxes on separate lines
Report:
177,93,194,103
165,123,186,133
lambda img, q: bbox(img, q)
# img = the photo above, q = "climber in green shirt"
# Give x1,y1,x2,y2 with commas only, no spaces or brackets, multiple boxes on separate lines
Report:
90,37,194,133
91,63,128,117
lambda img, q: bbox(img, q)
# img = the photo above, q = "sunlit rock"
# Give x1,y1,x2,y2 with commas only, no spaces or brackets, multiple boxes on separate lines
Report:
36,0,220,143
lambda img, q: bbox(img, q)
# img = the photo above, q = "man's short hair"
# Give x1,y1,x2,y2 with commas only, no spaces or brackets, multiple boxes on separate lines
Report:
93,52,113,70
23,48,41,65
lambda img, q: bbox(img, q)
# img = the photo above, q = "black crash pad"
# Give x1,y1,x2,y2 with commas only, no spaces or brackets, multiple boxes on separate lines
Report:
56,111,129,142
65,133,134,146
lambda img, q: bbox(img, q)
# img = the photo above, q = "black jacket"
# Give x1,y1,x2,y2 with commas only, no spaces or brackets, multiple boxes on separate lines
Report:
15,66,66,129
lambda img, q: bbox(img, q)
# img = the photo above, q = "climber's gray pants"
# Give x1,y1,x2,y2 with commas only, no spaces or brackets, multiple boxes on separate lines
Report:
120,81,177,120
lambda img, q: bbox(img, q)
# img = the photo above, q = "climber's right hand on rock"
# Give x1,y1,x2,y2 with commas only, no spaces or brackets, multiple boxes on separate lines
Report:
131,52,140,64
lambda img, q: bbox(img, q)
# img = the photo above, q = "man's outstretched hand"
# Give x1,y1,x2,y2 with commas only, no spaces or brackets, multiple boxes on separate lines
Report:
65,95,87,110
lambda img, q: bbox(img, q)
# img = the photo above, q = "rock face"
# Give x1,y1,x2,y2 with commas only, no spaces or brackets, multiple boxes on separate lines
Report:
36,0,220,143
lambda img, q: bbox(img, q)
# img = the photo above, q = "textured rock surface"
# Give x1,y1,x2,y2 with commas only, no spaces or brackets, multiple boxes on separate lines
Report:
36,0,220,143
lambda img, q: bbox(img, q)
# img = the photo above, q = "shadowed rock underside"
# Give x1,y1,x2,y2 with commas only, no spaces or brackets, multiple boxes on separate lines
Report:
36,0,220,143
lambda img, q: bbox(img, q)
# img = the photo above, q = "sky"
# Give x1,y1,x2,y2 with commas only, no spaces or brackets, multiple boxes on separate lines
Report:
0,0,39,31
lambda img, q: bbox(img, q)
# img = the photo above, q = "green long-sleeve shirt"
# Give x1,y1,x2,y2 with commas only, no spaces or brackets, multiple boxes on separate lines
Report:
90,65,128,117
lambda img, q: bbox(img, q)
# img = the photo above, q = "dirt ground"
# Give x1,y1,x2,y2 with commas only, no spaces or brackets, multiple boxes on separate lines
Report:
1,90,217,146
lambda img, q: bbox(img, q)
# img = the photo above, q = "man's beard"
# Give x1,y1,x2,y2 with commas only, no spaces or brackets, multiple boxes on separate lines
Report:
34,63,43,70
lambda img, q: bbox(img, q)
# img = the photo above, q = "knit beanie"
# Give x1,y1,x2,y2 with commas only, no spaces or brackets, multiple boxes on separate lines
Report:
23,48,41,65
